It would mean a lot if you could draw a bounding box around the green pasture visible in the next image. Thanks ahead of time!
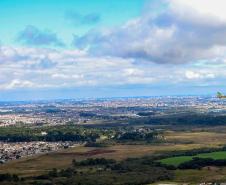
[159,151,226,166]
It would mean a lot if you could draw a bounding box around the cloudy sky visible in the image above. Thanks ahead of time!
[1,0,226,100]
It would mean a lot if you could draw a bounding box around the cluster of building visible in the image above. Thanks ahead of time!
[0,114,47,127]
[0,141,76,163]
[0,96,226,127]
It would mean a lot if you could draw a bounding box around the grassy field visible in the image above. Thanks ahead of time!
[160,156,193,166]
[164,130,226,147]
[160,151,226,166]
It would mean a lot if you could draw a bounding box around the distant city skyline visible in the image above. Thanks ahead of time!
[1,0,226,100]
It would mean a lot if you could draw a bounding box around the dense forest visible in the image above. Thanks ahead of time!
[0,125,158,143]
[131,113,226,126]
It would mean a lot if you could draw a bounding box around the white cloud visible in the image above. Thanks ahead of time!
[1,79,35,90]
[170,0,226,21]
[0,45,226,90]
[185,70,216,81]
[72,0,226,64]
[2,1,226,91]
[123,68,144,77]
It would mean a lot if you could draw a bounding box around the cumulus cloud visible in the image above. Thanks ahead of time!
[2,0,226,92]
[65,11,101,25]
[185,70,215,80]
[17,25,65,47]
[0,79,35,90]
[0,45,225,91]
[72,0,226,64]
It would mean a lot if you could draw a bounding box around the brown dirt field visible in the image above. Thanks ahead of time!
[74,149,116,156]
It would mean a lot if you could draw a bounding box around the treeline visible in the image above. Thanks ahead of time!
[132,113,226,126]
[0,173,19,182]
[178,157,226,169]
[154,146,226,170]
[72,158,116,166]
[44,130,99,142]
[0,125,158,143]
[137,111,155,116]
[0,126,101,142]
[0,130,99,142]
[31,157,173,185]
[159,157,226,170]
[117,131,157,141]
[154,146,226,162]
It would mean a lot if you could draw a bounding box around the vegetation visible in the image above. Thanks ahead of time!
[116,131,157,142]
[0,157,173,185]
[0,125,101,142]
[0,125,158,143]
[178,157,226,169]
[72,158,116,166]
[131,113,226,126]
[137,111,155,116]
[0,173,19,182]
[159,150,226,166]
[3,119,226,184]
[56,156,172,184]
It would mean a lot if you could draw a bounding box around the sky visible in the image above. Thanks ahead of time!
[1,0,226,100]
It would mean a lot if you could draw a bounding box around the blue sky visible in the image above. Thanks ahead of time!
[1,0,226,100]
[0,0,145,45]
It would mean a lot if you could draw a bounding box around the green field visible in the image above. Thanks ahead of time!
[160,151,226,166]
